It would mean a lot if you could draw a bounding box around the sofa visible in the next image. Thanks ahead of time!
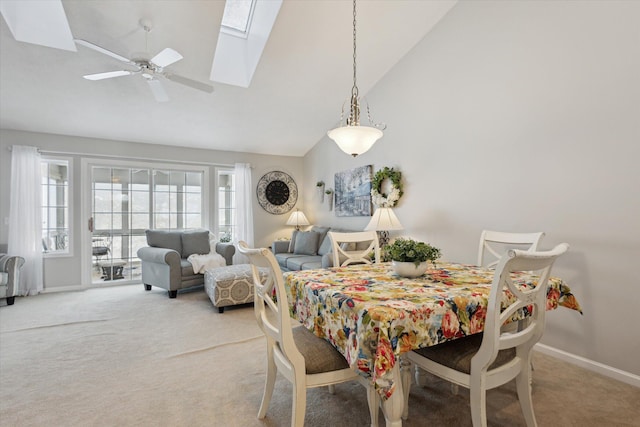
[137,229,235,298]
[272,225,366,272]
[0,253,24,306]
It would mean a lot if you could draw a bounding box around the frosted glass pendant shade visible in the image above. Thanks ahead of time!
[327,125,383,157]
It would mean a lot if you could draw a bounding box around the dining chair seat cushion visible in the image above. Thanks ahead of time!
[92,246,109,256]
[292,326,350,374]
[413,333,516,375]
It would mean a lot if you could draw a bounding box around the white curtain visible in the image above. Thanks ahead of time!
[8,145,43,295]
[233,163,254,264]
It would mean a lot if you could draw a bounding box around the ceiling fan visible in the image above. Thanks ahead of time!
[75,20,214,102]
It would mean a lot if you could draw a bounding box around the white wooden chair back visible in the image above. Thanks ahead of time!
[477,243,569,375]
[237,241,380,427]
[328,231,380,267]
[405,243,569,427]
[477,230,545,268]
[237,241,303,373]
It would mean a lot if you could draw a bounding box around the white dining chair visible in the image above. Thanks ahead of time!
[237,241,380,427]
[477,230,545,268]
[477,229,545,336]
[403,243,569,427]
[328,231,380,267]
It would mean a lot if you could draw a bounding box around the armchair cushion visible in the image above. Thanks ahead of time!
[181,230,210,257]
[146,230,182,253]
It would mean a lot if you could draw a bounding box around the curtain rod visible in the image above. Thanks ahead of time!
[7,145,233,168]
[7,145,41,153]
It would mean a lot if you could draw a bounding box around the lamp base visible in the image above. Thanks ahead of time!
[377,230,390,248]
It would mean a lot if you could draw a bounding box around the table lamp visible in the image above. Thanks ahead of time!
[364,207,403,247]
[286,209,310,231]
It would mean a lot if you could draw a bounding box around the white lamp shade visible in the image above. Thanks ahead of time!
[327,125,383,157]
[365,207,403,231]
[286,210,310,228]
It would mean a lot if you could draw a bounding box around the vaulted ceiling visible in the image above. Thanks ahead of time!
[0,0,456,157]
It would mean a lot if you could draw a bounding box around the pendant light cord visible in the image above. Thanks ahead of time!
[351,0,358,99]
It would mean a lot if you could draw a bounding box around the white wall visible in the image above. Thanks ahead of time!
[0,129,304,290]
[304,1,639,376]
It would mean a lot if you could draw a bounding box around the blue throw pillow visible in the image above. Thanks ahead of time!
[293,231,320,256]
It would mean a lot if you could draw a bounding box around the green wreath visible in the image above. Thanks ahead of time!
[371,167,403,207]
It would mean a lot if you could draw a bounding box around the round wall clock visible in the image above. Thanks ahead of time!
[256,171,298,214]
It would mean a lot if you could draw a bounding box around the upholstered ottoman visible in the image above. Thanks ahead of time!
[204,264,266,313]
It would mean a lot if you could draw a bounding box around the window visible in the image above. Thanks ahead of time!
[41,158,71,255]
[89,162,207,284]
[153,170,203,229]
[217,169,235,242]
[221,0,256,37]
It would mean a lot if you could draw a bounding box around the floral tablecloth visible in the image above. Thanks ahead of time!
[284,261,582,399]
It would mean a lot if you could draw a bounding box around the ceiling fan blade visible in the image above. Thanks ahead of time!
[163,73,214,93]
[74,39,135,64]
[147,79,169,102]
[151,48,183,68]
[83,70,133,81]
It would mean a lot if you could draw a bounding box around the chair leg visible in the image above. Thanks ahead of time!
[355,376,379,427]
[366,384,380,427]
[470,378,488,427]
[292,376,306,427]
[401,360,412,420]
[6,296,15,305]
[516,365,537,427]
[258,344,276,419]
[168,290,177,298]
[144,284,151,291]
[451,383,460,395]
[414,365,429,387]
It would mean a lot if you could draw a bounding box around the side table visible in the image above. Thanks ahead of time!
[98,260,126,280]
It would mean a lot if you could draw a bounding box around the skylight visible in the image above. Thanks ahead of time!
[221,0,256,37]
[211,0,282,88]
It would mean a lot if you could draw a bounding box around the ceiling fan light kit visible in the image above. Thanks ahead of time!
[328,0,385,157]
[75,19,213,102]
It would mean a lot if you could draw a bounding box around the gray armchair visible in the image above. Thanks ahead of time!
[137,230,235,298]
[1,253,25,306]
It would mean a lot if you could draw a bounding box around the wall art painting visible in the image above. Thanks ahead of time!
[334,165,373,217]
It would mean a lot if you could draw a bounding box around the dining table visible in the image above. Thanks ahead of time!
[283,261,582,427]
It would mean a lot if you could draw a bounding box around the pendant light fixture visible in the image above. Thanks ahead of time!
[328,0,385,157]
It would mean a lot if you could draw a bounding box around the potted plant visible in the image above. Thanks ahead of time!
[316,181,325,202]
[385,238,441,278]
[325,188,334,210]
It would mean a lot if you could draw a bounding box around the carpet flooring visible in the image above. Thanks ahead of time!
[1,284,638,426]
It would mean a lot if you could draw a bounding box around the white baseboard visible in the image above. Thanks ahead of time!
[41,285,87,293]
[535,343,640,388]
[41,281,127,294]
